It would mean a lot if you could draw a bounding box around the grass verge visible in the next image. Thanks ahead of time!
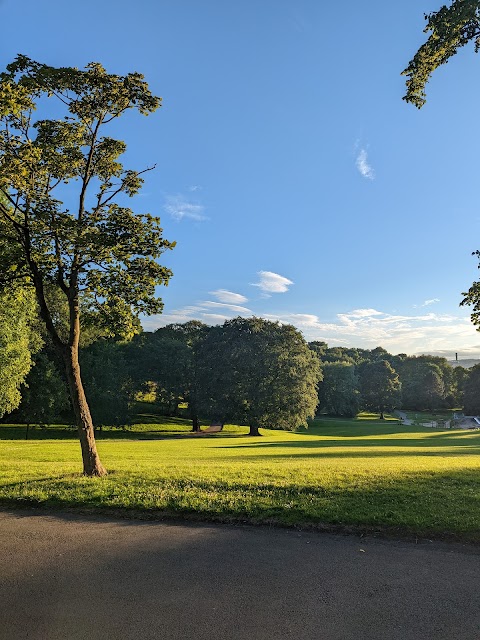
[1,416,480,542]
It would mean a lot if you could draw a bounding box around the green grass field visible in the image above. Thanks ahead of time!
[1,415,480,541]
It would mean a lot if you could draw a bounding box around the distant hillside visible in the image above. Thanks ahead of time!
[448,359,480,369]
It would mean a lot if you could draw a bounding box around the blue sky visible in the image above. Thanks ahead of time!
[2,0,480,357]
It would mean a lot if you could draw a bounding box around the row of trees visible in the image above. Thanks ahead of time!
[6,310,480,439]
[4,316,322,437]
[314,343,470,418]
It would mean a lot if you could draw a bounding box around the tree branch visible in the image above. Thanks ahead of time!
[97,165,156,209]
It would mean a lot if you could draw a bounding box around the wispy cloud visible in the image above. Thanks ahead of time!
[341,308,383,318]
[209,289,248,304]
[164,194,208,221]
[199,301,251,314]
[356,148,375,180]
[413,298,440,309]
[251,271,293,294]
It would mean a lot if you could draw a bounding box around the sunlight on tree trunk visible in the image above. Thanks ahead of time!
[63,347,106,477]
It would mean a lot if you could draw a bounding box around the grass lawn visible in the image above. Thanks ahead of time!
[1,415,480,541]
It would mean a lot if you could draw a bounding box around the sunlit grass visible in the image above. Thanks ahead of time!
[1,416,480,540]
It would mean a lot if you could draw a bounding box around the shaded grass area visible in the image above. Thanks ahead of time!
[1,417,480,541]
[0,416,247,440]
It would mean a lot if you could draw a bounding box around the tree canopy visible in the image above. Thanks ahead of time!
[197,317,321,436]
[317,361,360,418]
[463,364,480,414]
[358,360,402,419]
[402,0,480,108]
[0,56,174,475]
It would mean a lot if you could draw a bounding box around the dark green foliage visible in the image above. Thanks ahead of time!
[358,360,402,419]
[317,362,360,417]
[80,341,133,427]
[400,358,445,411]
[197,317,321,434]
[128,321,209,428]
[0,55,175,329]
[450,365,469,406]
[0,286,42,418]
[402,1,480,108]
[16,351,69,426]
[463,364,480,414]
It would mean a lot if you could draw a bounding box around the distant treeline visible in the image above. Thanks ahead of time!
[3,317,480,430]
[310,342,476,417]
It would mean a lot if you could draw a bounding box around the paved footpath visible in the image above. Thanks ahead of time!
[1,509,480,640]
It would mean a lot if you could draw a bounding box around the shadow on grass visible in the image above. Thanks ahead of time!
[220,448,480,460]
[219,434,480,455]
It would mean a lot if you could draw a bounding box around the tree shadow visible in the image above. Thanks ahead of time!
[220,433,480,455]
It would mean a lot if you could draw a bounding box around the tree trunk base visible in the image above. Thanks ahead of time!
[83,465,107,478]
[191,416,200,432]
[249,425,261,436]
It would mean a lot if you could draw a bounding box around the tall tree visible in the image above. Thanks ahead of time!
[154,321,209,430]
[127,321,209,430]
[400,358,445,410]
[451,364,469,406]
[317,361,360,417]
[358,360,402,420]
[0,56,174,475]
[197,317,321,436]
[402,0,480,108]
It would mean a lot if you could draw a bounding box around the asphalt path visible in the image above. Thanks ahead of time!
[1,509,480,640]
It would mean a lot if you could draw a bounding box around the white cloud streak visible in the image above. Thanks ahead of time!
[209,289,248,304]
[356,149,375,180]
[251,271,293,294]
[164,194,208,221]
[199,301,251,313]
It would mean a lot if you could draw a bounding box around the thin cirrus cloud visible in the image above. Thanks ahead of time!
[209,289,248,304]
[163,194,208,221]
[251,270,294,294]
[355,148,375,180]
[413,298,440,309]
[199,301,252,314]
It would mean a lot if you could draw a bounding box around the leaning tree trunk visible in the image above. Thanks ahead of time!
[30,265,106,476]
[63,346,107,477]
[380,410,385,420]
[249,423,261,436]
